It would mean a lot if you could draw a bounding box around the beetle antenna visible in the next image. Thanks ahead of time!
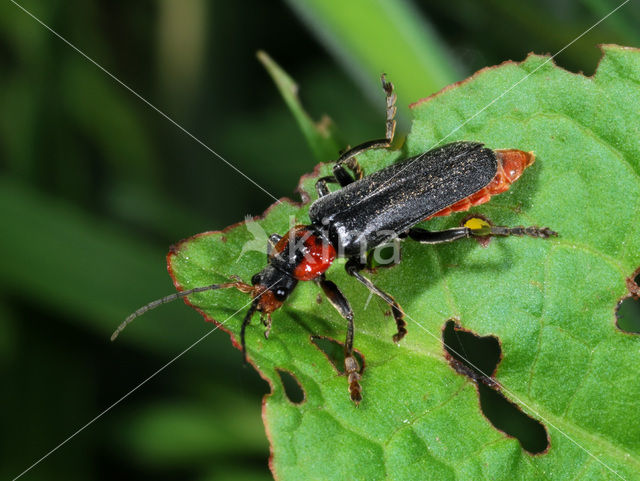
[241,300,259,363]
[111,281,252,341]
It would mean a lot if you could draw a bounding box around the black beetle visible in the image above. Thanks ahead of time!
[112,76,556,403]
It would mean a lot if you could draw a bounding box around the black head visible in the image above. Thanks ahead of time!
[250,264,298,312]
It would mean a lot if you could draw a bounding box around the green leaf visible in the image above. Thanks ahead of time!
[169,45,640,480]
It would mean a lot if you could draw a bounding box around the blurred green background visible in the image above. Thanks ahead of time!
[2,0,639,480]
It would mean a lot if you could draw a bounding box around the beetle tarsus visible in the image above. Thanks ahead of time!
[392,321,408,343]
[263,313,272,339]
[381,73,397,143]
[345,354,362,405]
[330,73,398,188]
[472,225,559,239]
[315,276,363,404]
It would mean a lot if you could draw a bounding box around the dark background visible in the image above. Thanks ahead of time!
[2,1,639,480]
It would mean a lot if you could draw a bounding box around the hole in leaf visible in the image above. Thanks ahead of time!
[442,319,501,384]
[617,296,640,334]
[310,336,365,375]
[617,270,640,334]
[276,368,305,404]
[442,319,549,454]
[366,242,401,270]
[477,383,549,454]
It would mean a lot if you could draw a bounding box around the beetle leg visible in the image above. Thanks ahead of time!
[332,162,359,186]
[315,276,362,404]
[408,224,557,244]
[315,175,340,197]
[263,313,273,339]
[407,227,470,244]
[345,259,408,343]
[241,301,259,363]
[332,74,398,187]
[381,73,397,144]
[267,233,282,257]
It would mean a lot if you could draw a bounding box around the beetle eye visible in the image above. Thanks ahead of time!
[274,288,287,301]
[251,274,261,285]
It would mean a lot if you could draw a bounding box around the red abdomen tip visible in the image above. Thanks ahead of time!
[429,149,535,218]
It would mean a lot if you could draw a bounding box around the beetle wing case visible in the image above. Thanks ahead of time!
[309,141,498,255]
